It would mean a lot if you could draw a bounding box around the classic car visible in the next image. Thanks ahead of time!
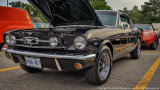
[4,0,142,85]
[0,6,33,50]
[134,24,159,50]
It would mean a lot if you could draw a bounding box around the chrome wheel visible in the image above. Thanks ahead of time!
[98,53,111,80]
[137,42,141,56]
[130,39,141,59]
[85,47,112,85]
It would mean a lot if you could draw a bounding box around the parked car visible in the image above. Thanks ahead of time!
[4,0,142,85]
[134,24,159,50]
[0,6,33,50]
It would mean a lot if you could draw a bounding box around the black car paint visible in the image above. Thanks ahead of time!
[4,0,141,71]
[28,0,103,26]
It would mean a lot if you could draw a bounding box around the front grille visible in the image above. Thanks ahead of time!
[11,30,77,49]
[15,38,51,46]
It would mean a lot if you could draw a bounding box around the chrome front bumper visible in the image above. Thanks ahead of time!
[6,49,96,61]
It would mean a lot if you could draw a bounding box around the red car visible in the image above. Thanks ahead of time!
[0,6,33,50]
[134,24,159,50]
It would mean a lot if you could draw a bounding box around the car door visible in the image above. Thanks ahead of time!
[118,14,137,56]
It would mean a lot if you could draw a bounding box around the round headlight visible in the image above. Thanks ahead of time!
[10,36,16,44]
[5,35,10,44]
[74,36,87,50]
[49,37,59,47]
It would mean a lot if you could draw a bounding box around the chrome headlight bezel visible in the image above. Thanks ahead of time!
[49,37,59,47]
[10,36,16,45]
[74,36,87,50]
[5,35,16,45]
[5,35,10,45]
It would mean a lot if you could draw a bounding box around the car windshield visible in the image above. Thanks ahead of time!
[33,23,53,29]
[134,25,153,30]
[95,11,117,27]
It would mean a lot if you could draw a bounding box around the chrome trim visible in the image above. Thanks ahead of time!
[11,44,65,49]
[38,40,49,42]
[55,58,62,71]
[16,39,49,43]
[16,39,23,41]
[6,49,96,61]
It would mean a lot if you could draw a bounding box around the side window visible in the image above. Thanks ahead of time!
[120,15,131,29]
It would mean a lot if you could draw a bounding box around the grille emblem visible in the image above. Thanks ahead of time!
[23,37,38,44]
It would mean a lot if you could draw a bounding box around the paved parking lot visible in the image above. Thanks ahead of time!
[0,44,160,90]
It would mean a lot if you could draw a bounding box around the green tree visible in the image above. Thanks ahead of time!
[132,6,139,12]
[9,1,25,9]
[119,7,129,15]
[9,1,47,23]
[89,0,112,10]
[141,0,160,24]
[119,6,142,24]
[129,6,142,24]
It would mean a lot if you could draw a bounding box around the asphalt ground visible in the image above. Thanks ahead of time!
[0,43,160,90]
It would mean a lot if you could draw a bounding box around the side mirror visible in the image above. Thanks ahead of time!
[123,24,128,29]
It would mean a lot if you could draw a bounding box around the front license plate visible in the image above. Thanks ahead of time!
[25,57,42,69]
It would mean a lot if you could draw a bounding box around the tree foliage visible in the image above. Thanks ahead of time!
[119,0,160,24]
[9,0,160,24]
[89,0,112,10]
[119,6,142,24]
[9,1,47,23]
[141,0,160,23]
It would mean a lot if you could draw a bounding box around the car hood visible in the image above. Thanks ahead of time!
[28,0,103,26]
[143,30,155,40]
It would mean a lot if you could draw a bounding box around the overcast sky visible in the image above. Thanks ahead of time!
[107,0,149,10]
[0,0,149,10]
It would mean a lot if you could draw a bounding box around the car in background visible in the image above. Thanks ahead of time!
[0,6,33,50]
[134,24,159,50]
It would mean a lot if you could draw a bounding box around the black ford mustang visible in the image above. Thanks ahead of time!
[4,0,142,85]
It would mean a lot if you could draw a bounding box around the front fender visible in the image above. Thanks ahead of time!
[97,40,113,58]
[96,42,113,66]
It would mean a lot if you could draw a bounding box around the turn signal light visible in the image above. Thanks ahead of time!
[75,63,82,69]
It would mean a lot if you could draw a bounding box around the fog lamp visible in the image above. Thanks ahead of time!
[75,63,82,69]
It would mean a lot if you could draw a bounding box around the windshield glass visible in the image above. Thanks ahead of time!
[33,23,53,29]
[134,25,153,30]
[95,11,117,27]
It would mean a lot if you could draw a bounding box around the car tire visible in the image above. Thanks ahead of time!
[85,46,112,85]
[0,44,4,50]
[130,39,141,59]
[20,64,43,73]
[150,39,158,50]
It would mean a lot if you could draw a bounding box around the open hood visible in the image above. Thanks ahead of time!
[28,0,103,26]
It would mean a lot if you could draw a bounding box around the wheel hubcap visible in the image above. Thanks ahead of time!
[98,53,110,80]
[138,42,141,56]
